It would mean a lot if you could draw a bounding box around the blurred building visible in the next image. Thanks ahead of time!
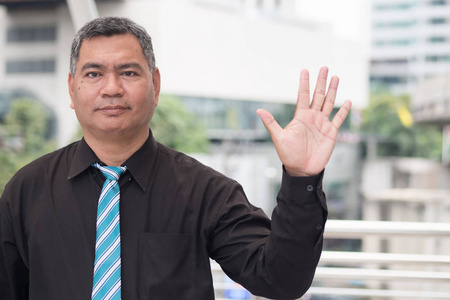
[412,74,450,165]
[0,0,368,143]
[371,0,450,94]
[361,157,450,296]
[0,0,367,216]
[368,2,450,294]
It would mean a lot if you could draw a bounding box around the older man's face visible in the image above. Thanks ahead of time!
[68,33,160,142]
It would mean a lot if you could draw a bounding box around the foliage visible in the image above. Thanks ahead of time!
[4,98,53,152]
[361,93,442,159]
[0,151,18,197]
[150,95,209,153]
[0,98,56,194]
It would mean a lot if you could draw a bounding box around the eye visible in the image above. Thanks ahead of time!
[122,71,137,77]
[86,72,100,78]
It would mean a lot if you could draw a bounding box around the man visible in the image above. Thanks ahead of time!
[0,17,351,299]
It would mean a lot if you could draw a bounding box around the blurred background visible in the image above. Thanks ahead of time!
[0,0,449,299]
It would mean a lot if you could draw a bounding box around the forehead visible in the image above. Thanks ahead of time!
[78,34,145,62]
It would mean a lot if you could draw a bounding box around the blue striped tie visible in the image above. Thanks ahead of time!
[91,163,127,300]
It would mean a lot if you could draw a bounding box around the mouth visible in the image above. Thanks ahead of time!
[97,105,129,115]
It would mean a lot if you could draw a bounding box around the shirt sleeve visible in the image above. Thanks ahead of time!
[0,185,30,300]
[208,168,326,299]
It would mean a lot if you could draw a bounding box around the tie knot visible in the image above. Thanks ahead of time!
[92,163,127,181]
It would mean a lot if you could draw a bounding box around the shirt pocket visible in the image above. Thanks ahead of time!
[138,233,195,299]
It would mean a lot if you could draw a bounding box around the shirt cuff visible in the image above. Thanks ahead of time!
[280,166,325,206]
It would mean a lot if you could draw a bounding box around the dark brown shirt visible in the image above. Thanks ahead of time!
[0,133,327,299]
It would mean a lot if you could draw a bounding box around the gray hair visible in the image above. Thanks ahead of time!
[70,16,156,75]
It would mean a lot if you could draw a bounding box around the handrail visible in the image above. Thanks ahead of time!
[211,220,450,299]
[319,251,450,265]
[315,267,450,281]
[307,287,450,299]
[324,219,450,238]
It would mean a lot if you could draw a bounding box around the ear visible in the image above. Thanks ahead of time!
[152,67,161,106]
[68,72,75,109]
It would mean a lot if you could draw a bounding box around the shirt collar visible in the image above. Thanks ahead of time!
[67,138,99,180]
[123,131,158,193]
[67,131,158,193]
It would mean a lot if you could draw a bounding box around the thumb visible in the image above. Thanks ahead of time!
[256,109,282,139]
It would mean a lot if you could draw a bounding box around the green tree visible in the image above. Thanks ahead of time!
[0,98,56,194]
[150,95,209,153]
[0,151,18,196]
[361,93,442,159]
[5,98,52,152]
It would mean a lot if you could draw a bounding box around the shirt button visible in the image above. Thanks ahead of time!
[307,185,314,192]
[316,224,322,230]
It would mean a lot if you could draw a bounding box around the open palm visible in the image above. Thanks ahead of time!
[257,67,352,177]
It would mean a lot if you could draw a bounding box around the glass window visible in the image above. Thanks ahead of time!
[179,96,351,139]
[428,36,447,43]
[370,76,408,84]
[425,55,450,62]
[373,38,416,47]
[373,20,417,29]
[395,3,414,9]
[373,40,386,47]
[374,2,417,10]
[429,17,447,24]
[6,59,56,74]
[392,38,416,45]
[371,58,408,66]
[7,25,56,42]
[180,97,295,134]
[374,4,389,10]
[429,0,447,5]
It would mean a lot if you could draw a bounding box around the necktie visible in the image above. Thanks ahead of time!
[91,163,127,300]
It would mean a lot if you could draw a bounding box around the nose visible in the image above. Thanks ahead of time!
[101,73,124,97]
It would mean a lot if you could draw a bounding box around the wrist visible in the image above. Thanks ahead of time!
[284,166,315,177]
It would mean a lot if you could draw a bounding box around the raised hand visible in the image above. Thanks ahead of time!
[256,66,352,177]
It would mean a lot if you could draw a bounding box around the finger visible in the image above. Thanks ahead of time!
[310,66,329,111]
[322,75,339,118]
[331,100,352,130]
[296,69,310,111]
[256,108,283,139]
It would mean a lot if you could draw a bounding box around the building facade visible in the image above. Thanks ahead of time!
[0,0,367,144]
[371,0,450,94]
[0,0,368,215]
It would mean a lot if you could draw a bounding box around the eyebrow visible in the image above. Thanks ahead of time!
[80,63,103,72]
[80,62,145,72]
[117,63,144,72]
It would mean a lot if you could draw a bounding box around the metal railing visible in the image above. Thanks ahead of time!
[212,220,450,299]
